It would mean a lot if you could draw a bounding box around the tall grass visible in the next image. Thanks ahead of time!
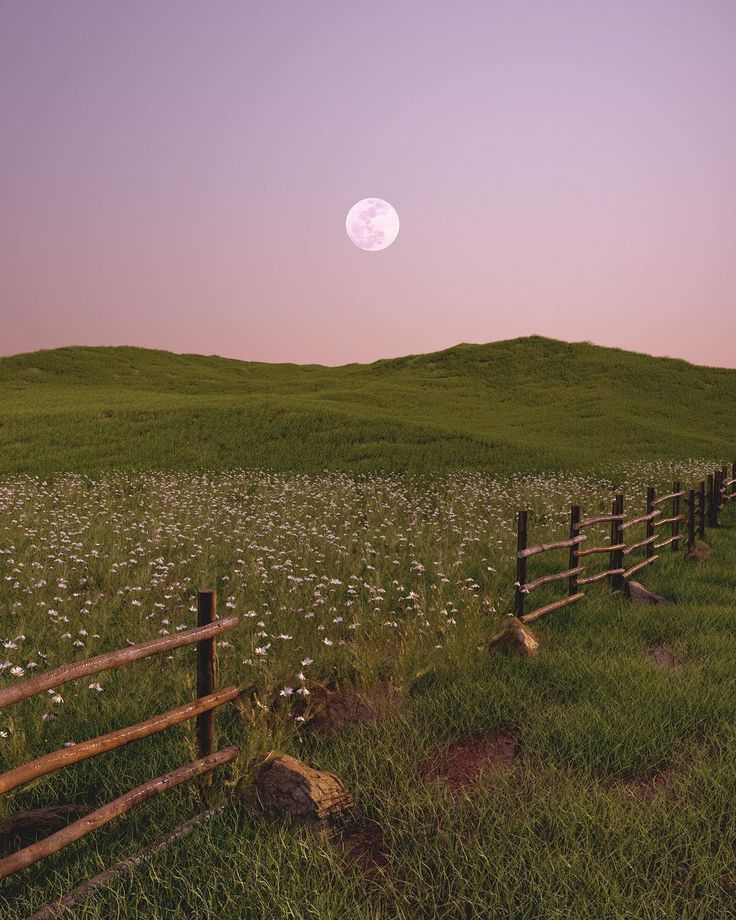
[2,463,735,917]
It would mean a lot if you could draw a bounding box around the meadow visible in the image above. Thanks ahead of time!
[2,336,736,476]
[2,458,735,918]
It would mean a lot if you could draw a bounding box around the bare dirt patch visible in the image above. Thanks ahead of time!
[0,804,92,844]
[649,644,684,670]
[301,683,405,737]
[329,817,390,878]
[616,765,676,803]
[423,730,519,795]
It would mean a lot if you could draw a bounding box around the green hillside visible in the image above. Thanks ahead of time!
[0,336,734,475]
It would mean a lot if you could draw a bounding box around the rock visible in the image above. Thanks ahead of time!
[488,617,540,657]
[687,540,711,561]
[254,754,353,822]
[625,581,671,605]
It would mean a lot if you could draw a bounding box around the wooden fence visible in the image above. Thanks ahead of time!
[0,590,240,883]
[515,461,736,623]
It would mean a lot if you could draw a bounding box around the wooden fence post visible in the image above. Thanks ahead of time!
[569,505,580,597]
[687,489,695,552]
[707,474,715,528]
[196,591,217,770]
[645,487,655,559]
[612,494,625,591]
[672,481,681,552]
[698,480,706,538]
[515,511,528,618]
[732,460,736,499]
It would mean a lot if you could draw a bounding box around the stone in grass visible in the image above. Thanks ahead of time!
[687,540,712,562]
[625,581,671,605]
[488,617,540,657]
[254,753,354,822]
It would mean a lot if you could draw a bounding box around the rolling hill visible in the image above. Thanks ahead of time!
[0,336,734,475]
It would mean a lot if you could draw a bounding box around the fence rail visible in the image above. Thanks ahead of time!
[517,534,587,560]
[0,687,240,796]
[0,590,240,883]
[514,461,734,624]
[0,747,238,880]
[0,616,238,711]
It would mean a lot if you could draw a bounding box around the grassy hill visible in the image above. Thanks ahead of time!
[0,336,734,476]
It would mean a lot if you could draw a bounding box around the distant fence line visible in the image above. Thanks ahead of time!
[515,460,736,623]
[0,591,240,886]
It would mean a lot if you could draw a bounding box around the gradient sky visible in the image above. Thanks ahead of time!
[1,1,735,366]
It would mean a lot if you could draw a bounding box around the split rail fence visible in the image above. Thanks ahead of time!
[515,461,736,623]
[0,590,240,884]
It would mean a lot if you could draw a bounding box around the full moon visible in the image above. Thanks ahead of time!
[346,198,400,251]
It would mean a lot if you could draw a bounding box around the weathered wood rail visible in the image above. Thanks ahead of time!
[0,688,240,795]
[25,806,225,920]
[513,462,735,623]
[0,616,238,710]
[1,747,238,880]
[0,590,240,884]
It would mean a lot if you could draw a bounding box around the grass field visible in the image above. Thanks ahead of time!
[2,461,736,918]
[2,336,736,475]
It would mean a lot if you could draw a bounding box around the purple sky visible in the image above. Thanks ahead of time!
[1,1,735,367]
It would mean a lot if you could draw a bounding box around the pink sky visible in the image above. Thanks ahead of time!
[1,1,735,367]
